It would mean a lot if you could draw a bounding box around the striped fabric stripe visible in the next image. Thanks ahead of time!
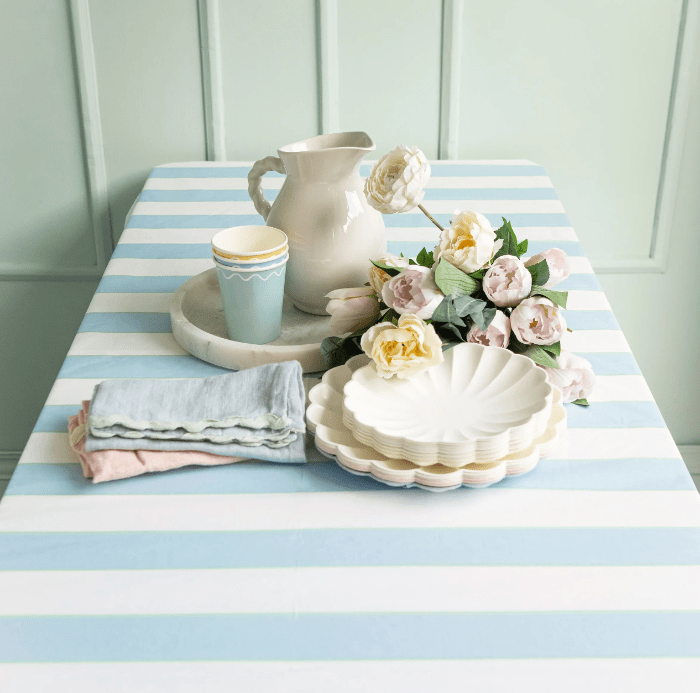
[2,160,698,678]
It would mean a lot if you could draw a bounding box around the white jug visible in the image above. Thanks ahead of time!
[248,132,386,315]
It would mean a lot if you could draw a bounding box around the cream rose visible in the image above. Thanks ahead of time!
[364,145,431,214]
[326,287,380,336]
[360,314,443,379]
[369,254,411,294]
[434,210,502,274]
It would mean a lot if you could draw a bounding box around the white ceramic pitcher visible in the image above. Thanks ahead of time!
[247,132,386,315]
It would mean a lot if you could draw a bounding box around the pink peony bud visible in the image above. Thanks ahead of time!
[326,287,380,336]
[511,296,566,346]
[525,248,570,288]
[482,255,532,307]
[381,266,444,320]
[467,310,511,348]
[540,351,596,402]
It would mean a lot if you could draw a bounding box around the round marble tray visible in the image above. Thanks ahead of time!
[170,268,333,373]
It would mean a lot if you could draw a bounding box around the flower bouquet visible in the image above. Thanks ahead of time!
[321,145,596,405]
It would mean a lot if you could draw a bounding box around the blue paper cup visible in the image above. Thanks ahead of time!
[215,256,288,344]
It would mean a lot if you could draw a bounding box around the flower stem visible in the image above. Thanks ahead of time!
[418,204,445,232]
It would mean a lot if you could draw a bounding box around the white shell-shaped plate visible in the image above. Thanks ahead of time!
[170,269,334,373]
[343,343,553,466]
[307,355,566,492]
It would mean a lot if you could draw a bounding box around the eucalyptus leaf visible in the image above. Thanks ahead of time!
[416,247,435,268]
[476,306,497,333]
[526,259,550,287]
[453,294,485,317]
[432,297,466,327]
[370,259,402,277]
[440,323,465,341]
[434,258,479,297]
[530,286,568,308]
[573,398,590,406]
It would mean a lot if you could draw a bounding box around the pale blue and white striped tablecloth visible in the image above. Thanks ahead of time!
[1,161,699,692]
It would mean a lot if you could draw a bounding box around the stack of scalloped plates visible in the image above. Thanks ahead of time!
[306,343,567,492]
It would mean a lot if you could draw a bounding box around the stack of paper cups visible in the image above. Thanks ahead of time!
[211,226,289,345]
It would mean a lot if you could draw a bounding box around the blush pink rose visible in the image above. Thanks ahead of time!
[511,296,566,346]
[525,248,570,288]
[326,287,380,336]
[540,351,596,402]
[467,310,510,348]
[482,255,532,307]
[381,266,444,320]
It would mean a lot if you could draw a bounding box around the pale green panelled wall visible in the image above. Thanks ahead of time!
[2,0,700,493]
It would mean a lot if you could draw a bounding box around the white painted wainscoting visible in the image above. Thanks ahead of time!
[1,0,699,493]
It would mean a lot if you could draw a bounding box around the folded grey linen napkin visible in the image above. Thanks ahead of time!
[84,361,306,462]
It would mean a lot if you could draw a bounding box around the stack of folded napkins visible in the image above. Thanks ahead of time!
[68,361,306,483]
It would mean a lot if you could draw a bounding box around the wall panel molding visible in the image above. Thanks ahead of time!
[317,0,339,135]
[198,0,226,161]
[0,0,112,281]
[438,0,463,159]
[594,0,699,274]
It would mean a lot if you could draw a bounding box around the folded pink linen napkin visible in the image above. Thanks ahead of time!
[69,401,245,483]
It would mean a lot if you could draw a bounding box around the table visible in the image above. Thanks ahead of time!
[1,160,699,692]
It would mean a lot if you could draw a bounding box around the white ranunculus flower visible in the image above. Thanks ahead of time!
[360,314,443,379]
[369,254,411,294]
[325,287,380,336]
[434,210,502,274]
[364,145,431,214]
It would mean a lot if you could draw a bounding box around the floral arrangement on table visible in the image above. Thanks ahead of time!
[321,145,596,406]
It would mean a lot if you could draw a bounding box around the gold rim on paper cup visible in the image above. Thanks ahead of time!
[213,244,288,262]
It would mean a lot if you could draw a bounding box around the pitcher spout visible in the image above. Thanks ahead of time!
[278,132,375,181]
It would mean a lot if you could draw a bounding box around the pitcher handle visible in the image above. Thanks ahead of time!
[248,156,286,221]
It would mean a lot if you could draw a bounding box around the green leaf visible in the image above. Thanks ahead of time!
[530,286,568,308]
[408,258,418,265]
[526,259,550,287]
[524,345,559,369]
[440,322,465,342]
[453,294,485,317]
[320,336,362,370]
[434,258,479,297]
[477,306,497,333]
[493,218,519,261]
[540,340,561,358]
[508,335,528,354]
[573,398,590,406]
[370,259,402,277]
[516,239,528,257]
[432,297,466,327]
[382,308,401,325]
[416,247,435,268]
[469,269,487,280]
